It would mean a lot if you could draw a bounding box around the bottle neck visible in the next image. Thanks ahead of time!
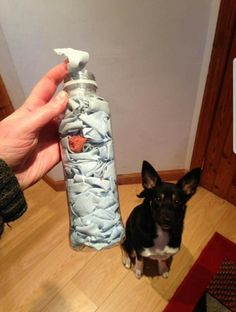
[64,82,97,97]
[64,69,97,97]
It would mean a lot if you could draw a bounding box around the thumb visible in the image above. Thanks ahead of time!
[27,91,68,130]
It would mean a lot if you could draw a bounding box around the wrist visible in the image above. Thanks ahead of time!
[14,173,27,191]
[0,148,17,169]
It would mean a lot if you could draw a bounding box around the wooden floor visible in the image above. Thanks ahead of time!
[1,180,236,312]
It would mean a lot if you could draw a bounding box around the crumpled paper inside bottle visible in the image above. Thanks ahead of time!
[55,48,125,250]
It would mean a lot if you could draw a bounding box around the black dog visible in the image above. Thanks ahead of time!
[122,160,201,279]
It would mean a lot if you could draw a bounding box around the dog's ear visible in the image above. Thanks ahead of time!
[176,168,201,199]
[142,160,162,189]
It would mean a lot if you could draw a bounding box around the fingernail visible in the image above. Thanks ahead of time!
[56,91,68,104]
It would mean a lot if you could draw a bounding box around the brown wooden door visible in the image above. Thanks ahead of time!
[0,75,14,121]
[201,29,236,204]
[191,0,236,205]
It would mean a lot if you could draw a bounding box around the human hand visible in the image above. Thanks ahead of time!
[0,63,68,190]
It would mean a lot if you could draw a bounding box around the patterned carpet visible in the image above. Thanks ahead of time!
[164,233,236,312]
[207,258,236,311]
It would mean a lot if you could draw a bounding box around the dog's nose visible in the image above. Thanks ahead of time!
[163,217,171,224]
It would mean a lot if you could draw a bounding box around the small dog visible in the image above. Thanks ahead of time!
[122,160,201,279]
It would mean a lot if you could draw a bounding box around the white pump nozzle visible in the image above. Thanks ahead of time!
[54,48,89,73]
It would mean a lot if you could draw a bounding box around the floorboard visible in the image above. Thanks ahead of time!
[0,180,235,312]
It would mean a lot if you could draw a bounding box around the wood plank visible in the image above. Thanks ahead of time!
[95,272,163,312]
[191,0,236,169]
[43,281,97,312]
[0,180,64,250]
[0,75,14,120]
[227,171,236,205]
[200,28,236,190]
[212,124,236,199]
[71,246,128,307]
[0,181,236,312]
[0,238,96,312]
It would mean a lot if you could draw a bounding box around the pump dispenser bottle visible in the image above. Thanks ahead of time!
[55,48,125,250]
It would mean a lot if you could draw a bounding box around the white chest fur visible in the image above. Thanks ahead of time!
[141,225,179,260]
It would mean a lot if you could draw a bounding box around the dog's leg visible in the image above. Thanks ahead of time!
[158,259,169,278]
[134,254,144,279]
[121,248,132,269]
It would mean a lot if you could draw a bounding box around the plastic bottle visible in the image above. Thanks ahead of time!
[55,48,125,250]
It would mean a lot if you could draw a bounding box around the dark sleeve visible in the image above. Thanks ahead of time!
[0,159,27,237]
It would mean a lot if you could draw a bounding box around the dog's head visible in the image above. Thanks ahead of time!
[139,161,201,231]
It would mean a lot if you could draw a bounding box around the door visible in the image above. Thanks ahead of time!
[0,75,14,121]
[191,0,236,205]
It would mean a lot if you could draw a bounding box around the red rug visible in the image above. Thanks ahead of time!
[164,232,236,312]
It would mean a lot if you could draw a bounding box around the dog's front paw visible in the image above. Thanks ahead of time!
[123,255,132,269]
[134,258,144,279]
[122,249,132,269]
[162,272,169,279]
[135,269,143,279]
[158,260,169,278]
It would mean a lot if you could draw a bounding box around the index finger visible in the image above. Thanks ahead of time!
[22,63,68,111]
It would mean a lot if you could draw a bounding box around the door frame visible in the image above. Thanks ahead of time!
[191,0,236,170]
[0,75,15,120]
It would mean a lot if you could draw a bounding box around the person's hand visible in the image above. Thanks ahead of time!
[0,63,68,190]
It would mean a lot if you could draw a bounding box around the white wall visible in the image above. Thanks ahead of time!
[0,0,220,178]
[0,24,25,109]
[185,0,220,169]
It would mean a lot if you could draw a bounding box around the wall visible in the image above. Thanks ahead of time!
[185,0,221,169]
[0,24,25,109]
[0,0,220,179]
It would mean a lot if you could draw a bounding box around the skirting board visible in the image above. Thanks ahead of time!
[43,169,187,192]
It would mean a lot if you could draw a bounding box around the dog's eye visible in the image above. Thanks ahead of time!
[172,194,180,205]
